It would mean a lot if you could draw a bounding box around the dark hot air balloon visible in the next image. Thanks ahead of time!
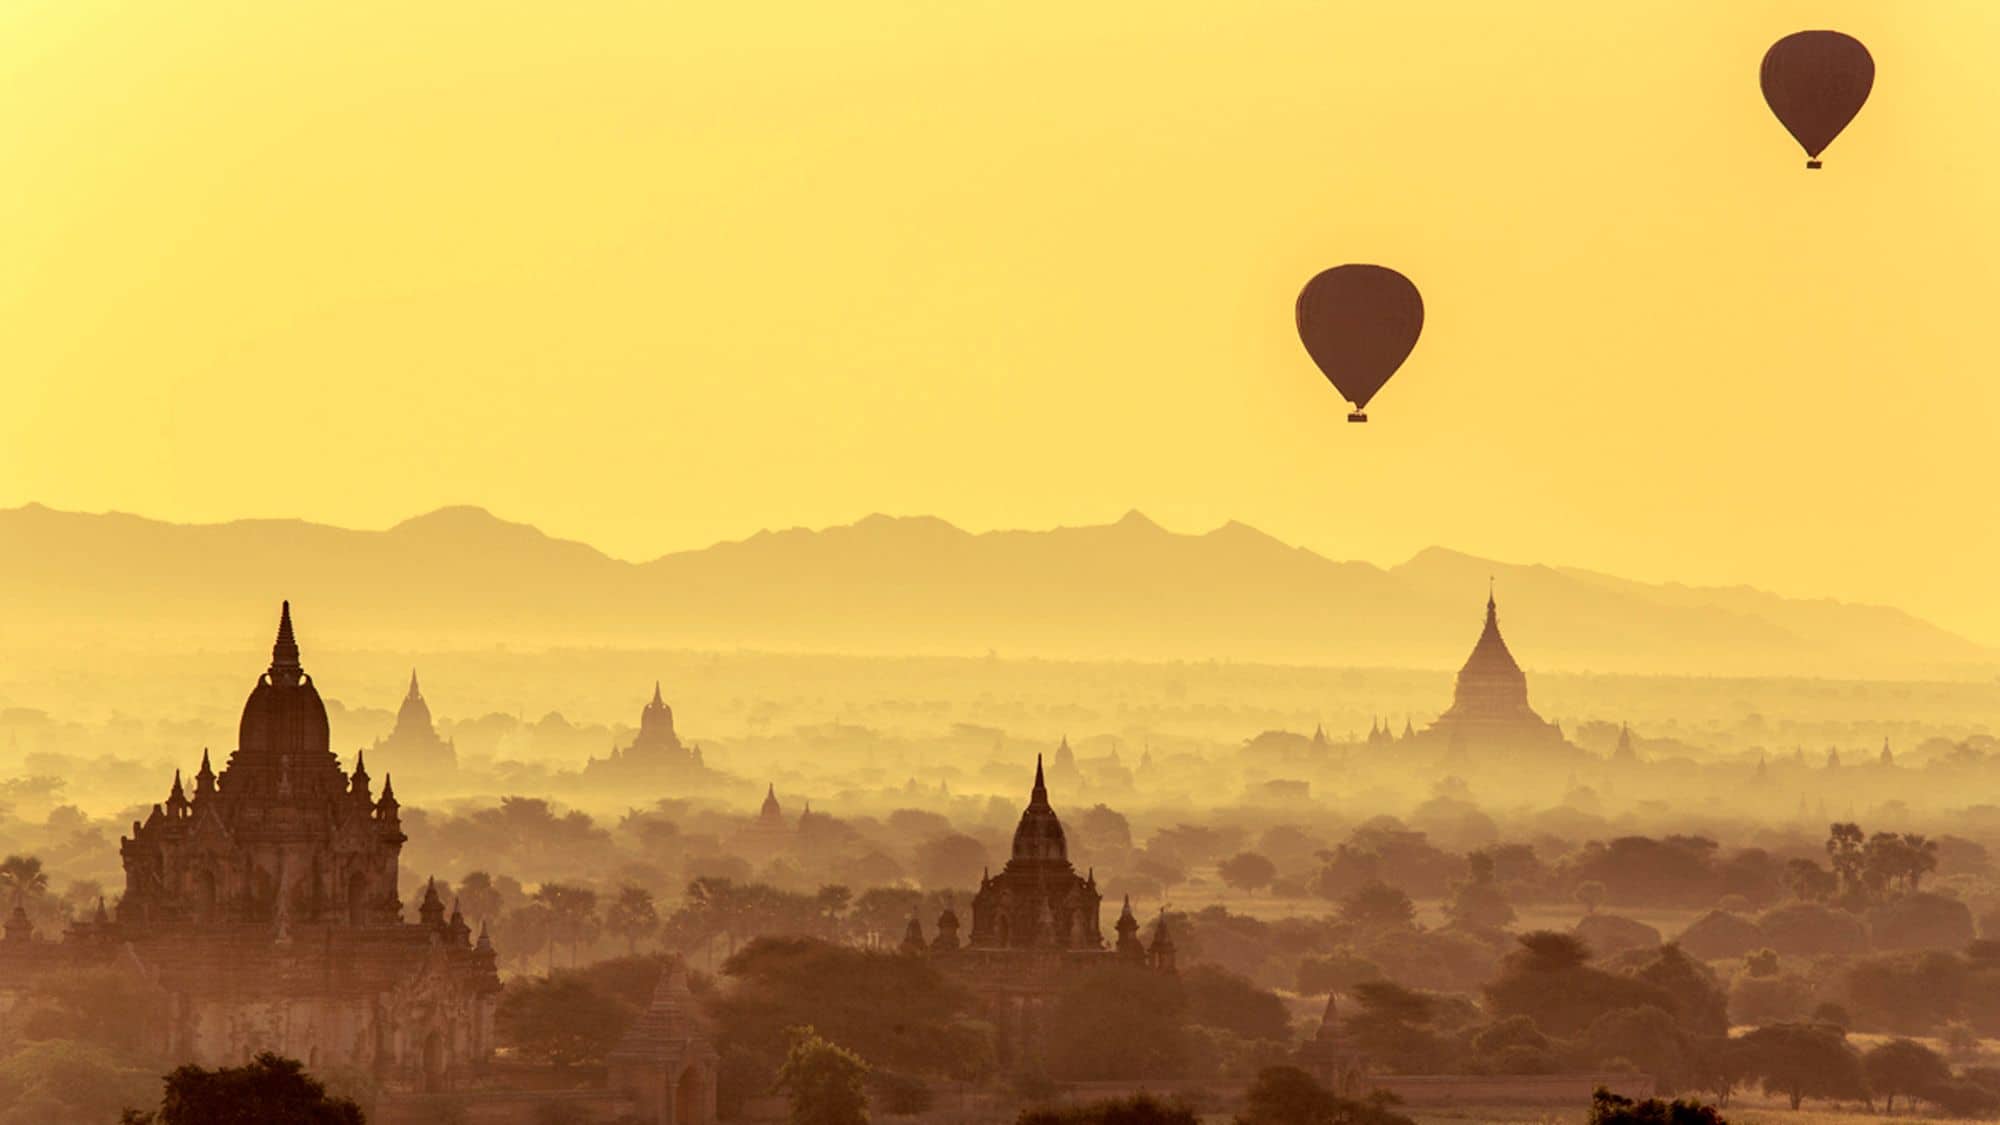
[1761,31,1874,169]
[1295,264,1423,423]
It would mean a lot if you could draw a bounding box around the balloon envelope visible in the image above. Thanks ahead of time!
[1295,265,1423,412]
[1761,31,1874,163]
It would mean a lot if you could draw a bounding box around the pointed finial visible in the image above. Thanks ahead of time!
[652,681,665,707]
[271,601,301,677]
[408,669,421,698]
[1031,753,1048,804]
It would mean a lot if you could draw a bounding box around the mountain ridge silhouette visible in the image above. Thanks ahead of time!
[0,503,1985,677]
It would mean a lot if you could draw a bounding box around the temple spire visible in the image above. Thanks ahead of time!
[651,681,665,708]
[407,669,421,699]
[1030,753,1048,807]
[271,600,301,680]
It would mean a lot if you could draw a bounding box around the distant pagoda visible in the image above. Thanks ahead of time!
[583,682,707,782]
[369,669,458,780]
[1414,589,1566,754]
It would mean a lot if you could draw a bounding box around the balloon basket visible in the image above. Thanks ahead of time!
[1806,160,1822,169]
[1347,412,1368,424]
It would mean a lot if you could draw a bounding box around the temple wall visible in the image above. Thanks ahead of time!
[374,1090,637,1124]
[181,994,377,1071]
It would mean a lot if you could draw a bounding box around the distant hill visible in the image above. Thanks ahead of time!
[0,503,1987,677]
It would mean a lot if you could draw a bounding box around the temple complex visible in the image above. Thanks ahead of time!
[2,603,502,1090]
[583,683,707,783]
[909,751,1175,1067]
[606,960,719,1125]
[967,754,1105,951]
[1413,590,1568,756]
[368,670,458,782]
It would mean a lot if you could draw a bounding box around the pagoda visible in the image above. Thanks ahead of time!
[29,604,502,1090]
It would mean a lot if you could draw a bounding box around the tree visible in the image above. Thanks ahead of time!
[915,834,988,890]
[1238,1065,1415,1125]
[1862,1038,1950,1113]
[534,882,600,968]
[0,854,48,900]
[1867,891,1976,952]
[1586,1087,1728,1125]
[1296,952,1381,996]
[1631,944,1729,1038]
[1863,832,1939,895]
[1075,805,1135,853]
[1341,981,1446,1074]
[120,1052,362,1125]
[1485,933,1676,1040]
[776,1026,869,1125]
[494,975,629,1068]
[1182,965,1290,1041]
[715,937,992,1084]
[849,887,923,945]
[1584,1006,1695,1094]
[1575,880,1607,915]
[1338,882,1415,931]
[1781,858,1836,904]
[1825,823,1867,902]
[498,901,554,974]
[1735,1023,1867,1110]
[0,1040,159,1125]
[1445,852,1515,931]
[1045,963,1189,1081]
[604,885,660,954]
[1219,853,1279,896]
[1019,1093,1199,1125]
[457,870,506,925]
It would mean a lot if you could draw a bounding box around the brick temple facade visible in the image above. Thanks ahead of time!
[3,604,502,1090]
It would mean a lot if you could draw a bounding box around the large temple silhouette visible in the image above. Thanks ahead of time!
[906,752,1175,1066]
[0,604,502,1089]
[1408,589,1568,756]
[0,605,718,1123]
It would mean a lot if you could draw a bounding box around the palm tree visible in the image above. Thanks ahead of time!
[533,882,600,968]
[0,855,48,902]
[604,885,659,955]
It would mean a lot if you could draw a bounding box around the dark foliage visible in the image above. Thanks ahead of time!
[1587,1087,1728,1125]
[1018,1093,1198,1125]
[120,1052,362,1125]
[1237,1065,1415,1125]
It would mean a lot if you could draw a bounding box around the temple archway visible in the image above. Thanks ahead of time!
[675,1063,709,1125]
[192,869,218,923]
[421,1030,445,1093]
[347,871,369,925]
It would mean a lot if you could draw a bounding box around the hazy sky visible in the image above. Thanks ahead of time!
[4,2,1999,642]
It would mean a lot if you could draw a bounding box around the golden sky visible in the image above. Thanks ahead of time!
[4,1,1998,643]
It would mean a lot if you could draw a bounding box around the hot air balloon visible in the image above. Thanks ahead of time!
[1295,265,1423,423]
[1761,31,1874,169]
